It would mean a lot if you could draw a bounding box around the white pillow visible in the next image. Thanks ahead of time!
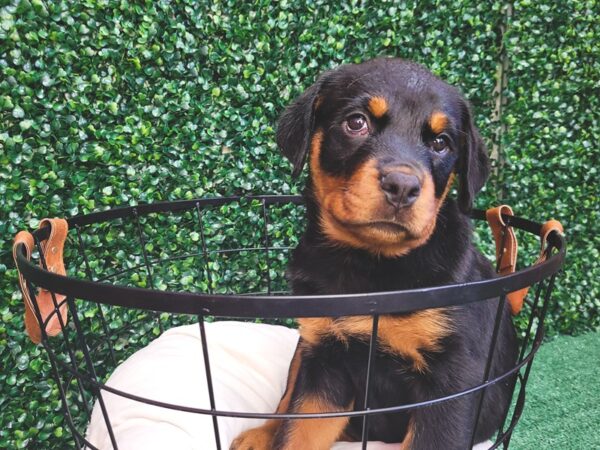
[86,321,490,450]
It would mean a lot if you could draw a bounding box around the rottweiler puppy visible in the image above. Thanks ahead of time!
[231,58,518,450]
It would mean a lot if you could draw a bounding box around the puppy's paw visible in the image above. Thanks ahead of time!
[229,425,275,450]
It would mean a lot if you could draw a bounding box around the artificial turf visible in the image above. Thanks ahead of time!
[510,332,600,449]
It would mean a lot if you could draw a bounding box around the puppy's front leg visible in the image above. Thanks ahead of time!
[272,347,355,450]
[229,341,304,450]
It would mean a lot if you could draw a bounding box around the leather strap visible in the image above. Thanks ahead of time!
[487,206,563,314]
[12,218,69,343]
[486,205,518,277]
[537,219,564,264]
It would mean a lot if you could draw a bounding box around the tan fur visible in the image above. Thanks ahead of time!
[282,396,352,450]
[229,421,278,450]
[277,343,303,413]
[299,310,453,372]
[368,96,389,118]
[400,418,416,449]
[441,172,456,202]
[430,111,448,134]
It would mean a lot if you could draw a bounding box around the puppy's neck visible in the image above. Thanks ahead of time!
[292,194,477,293]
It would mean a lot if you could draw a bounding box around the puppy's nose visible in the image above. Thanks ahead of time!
[380,172,421,208]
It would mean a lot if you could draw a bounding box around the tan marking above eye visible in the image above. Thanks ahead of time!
[430,111,448,134]
[368,96,389,118]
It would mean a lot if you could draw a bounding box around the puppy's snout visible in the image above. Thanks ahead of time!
[380,172,421,208]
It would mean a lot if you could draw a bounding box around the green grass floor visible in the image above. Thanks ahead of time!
[510,332,600,449]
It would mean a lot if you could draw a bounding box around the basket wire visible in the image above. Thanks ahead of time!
[14,196,565,450]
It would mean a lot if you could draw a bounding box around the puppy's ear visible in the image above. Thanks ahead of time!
[276,76,326,177]
[457,103,490,212]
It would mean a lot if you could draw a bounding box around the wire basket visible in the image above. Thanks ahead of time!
[12,195,566,450]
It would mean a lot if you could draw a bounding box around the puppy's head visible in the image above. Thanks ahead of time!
[278,58,489,257]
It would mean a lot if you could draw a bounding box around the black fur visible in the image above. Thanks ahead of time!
[276,58,517,449]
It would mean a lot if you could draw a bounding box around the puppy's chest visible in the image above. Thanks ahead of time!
[291,248,456,371]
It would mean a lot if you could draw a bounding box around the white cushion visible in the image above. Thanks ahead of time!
[86,321,491,449]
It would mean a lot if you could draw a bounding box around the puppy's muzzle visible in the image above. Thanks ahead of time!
[380,172,421,209]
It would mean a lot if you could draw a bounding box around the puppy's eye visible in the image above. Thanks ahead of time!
[345,114,369,136]
[430,135,449,153]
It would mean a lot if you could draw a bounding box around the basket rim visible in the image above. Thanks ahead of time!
[13,195,566,318]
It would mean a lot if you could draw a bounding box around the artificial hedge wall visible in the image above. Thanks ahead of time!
[0,0,598,448]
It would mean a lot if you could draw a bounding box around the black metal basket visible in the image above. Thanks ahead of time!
[13,195,566,450]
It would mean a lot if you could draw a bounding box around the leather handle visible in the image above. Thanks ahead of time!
[486,205,517,276]
[487,206,564,315]
[537,219,564,263]
[12,218,69,343]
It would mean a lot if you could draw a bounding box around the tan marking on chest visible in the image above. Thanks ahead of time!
[298,310,452,372]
